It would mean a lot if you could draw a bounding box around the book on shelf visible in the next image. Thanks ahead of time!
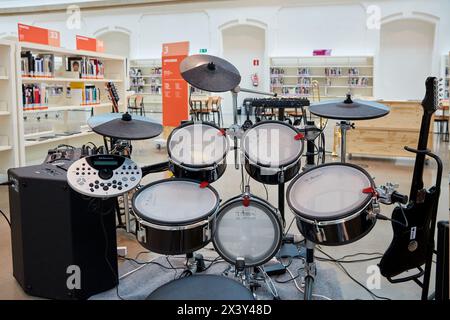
[22,83,48,111]
[69,82,101,105]
[21,51,55,78]
[67,57,105,79]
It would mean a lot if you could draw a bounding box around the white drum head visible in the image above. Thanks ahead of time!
[242,122,303,167]
[214,197,282,266]
[168,123,228,167]
[133,179,219,225]
[288,164,373,220]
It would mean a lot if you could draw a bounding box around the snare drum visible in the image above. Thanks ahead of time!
[242,121,304,185]
[167,122,229,183]
[132,179,220,255]
[213,194,283,267]
[287,163,378,246]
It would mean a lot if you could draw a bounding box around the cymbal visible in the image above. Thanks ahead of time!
[309,95,389,120]
[180,54,241,92]
[88,112,163,140]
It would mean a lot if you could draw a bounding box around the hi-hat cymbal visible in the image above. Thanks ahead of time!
[180,54,241,92]
[309,95,389,120]
[88,112,163,140]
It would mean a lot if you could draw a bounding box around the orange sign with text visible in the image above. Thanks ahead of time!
[162,41,190,127]
[76,35,105,52]
[18,23,60,47]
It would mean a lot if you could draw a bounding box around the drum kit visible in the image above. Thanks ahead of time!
[67,54,409,300]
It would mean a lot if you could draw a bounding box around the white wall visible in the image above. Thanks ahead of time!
[97,31,130,57]
[222,25,266,116]
[379,19,435,100]
[0,0,448,100]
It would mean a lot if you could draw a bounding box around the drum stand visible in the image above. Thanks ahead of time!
[302,240,317,300]
[336,120,354,163]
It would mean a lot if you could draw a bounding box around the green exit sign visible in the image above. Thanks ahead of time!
[199,48,208,53]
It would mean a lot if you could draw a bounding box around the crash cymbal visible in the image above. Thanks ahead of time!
[88,112,163,140]
[180,54,241,92]
[309,94,389,120]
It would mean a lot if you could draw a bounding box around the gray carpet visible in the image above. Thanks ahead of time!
[90,251,343,300]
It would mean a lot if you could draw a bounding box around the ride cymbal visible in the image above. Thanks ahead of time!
[180,54,241,92]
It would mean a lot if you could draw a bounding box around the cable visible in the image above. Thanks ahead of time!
[258,266,280,299]
[315,246,391,300]
[285,267,332,300]
[0,209,11,227]
[285,216,296,235]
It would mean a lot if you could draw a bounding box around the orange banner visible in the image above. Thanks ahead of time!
[162,41,190,127]
[18,23,60,47]
[76,35,105,52]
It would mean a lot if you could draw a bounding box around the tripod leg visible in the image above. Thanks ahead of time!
[304,275,314,300]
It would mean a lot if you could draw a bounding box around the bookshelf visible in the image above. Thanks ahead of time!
[16,42,127,165]
[444,54,449,100]
[0,40,19,182]
[269,56,374,100]
[129,59,162,113]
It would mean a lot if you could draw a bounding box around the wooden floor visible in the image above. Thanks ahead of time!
[0,122,448,300]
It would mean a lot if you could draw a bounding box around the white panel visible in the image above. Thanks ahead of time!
[137,12,210,58]
[276,4,376,56]
[379,19,435,100]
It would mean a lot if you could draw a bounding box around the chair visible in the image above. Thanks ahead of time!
[190,98,212,121]
[286,107,304,126]
[210,96,223,127]
[128,95,146,116]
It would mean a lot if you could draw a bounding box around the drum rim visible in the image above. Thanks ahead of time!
[132,178,220,226]
[286,162,375,221]
[167,121,229,169]
[241,120,304,168]
[212,194,283,267]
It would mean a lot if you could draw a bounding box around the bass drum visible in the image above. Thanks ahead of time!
[287,163,377,246]
[147,275,254,300]
[241,121,304,185]
[167,121,229,183]
[213,194,283,267]
[132,178,220,255]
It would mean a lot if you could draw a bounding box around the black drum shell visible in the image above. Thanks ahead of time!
[244,158,301,185]
[136,220,215,255]
[169,159,227,183]
[295,202,377,246]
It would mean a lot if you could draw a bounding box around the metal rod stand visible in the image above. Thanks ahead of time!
[337,120,353,163]
[303,240,316,300]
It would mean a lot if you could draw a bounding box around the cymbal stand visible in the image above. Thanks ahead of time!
[104,136,134,232]
[337,120,354,163]
[230,86,276,170]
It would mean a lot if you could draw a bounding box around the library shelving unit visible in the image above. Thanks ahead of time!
[129,59,162,113]
[269,56,374,100]
[0,40,20,182]
[444,54,449,100]
[16,42,127,166]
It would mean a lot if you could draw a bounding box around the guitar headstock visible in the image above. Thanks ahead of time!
[421,76,443,115]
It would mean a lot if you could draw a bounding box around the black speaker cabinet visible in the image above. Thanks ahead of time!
[8,164,118,300]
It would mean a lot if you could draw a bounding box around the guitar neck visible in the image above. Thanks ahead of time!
[409,112,433,201]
